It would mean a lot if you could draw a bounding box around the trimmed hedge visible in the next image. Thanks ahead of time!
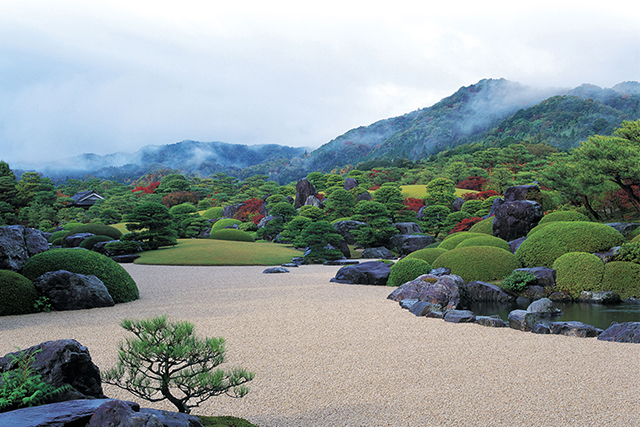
[79,235,114,250]
[21,249,139,304]
[552,252,604,298]
[538,211,590,224]
[432,246,522,283]
[455,235,511,252]
[387,258,432,287]
[405,247,448,265]
[600,261,640,299]
[209,229,255,242]
[48,230,68,243]
[515,221,624,268]
[211,218,243,231]
[202,207,224,220]
[0,270,38,316]
[438,232,485,250]
[467,216,494,235]
[62,224,122,241]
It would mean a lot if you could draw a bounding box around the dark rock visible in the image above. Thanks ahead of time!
[526,298,563,317]
[514,267,556,288]
[139,407,205,427]
[443,309,476,323]
[548,292,573,303]
[451,197,465,211]
[598,322,640,343]
[416,206,426,220]
[339,240,351,259]
[399,298,419,309]
[576,291,621,304]
[304,195,324,208]
[593,247,621,263]
[294,178,317,209]
[357,192,372,202]
[409,301,443,318]
[257,215,275,228]
[344,177,358,191]
[508,309,541,332]
[429,267,451,276]
[324,259,359,266]
[281,263,299,268]
[290,257,307,265]
[463,281,515,303]
[387,274,464,310]
[488,197,503,217]
[64,232,95,248]
[522,285,546,300]
[508,237,527,253]
[223,224,239,229]
[0,225,49,271]
[392,222,423,234]
[515,296,531,306]
[87,400,162,427]
[332,220,367,245]
[475,315,507,328]
[388,234,434,255]
[0,398,115,427]
[605,222,640,237]
[330,261,391,285]
[504,184,541,201]
[263,267,290,273]
[33,270,114,311]
[24,227,50,256]
[549,321,601,338]
[222,203,243,219]
[111,254,141,263]
[0,339,105,400]
[532,324,551,334]
[361,246,395,259]
[493,200,544,241]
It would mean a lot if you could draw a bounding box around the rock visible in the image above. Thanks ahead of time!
[493,200,544,241]
[549,321,601,338]
[514,267,556,288]
[339,239,351,259]
[361,246,395,259]
[605,222,640,237]
[387,274,464,310]
[598,322,640,343]
[0,398,115,427]
[443,309,476,323]
[532,324,551,334]
[139,407,205,427]
[576,291,621,304]
[87,400,163,427]
[222,203,243,218]
[304,195,324,208]
[33,270,115,311]
[593,247,621,263]
[504,185,541,202]
[357,192,372,202]
[332,220,367,245]
[526,298,563,317]
[330,261,391,285]
[224,224,239,229]
[508,309,541,332]
[388,234,435,256]
[508,236,527,253]
[416,206,426,220]
[281,263,299,268]
[451,197,465,211]
[257,215,275,228]
[392,222,423,234]
[64,232,95,248]
[0,225,49,271]
[429,267,451,276]
[324,259,359,266]
[263,267,290,273]
[94,240,143,256]
[399,298,419,309]
[409,301,444,318]
[0,339,105,400]
[294,178,317,209]
[521,285,546,300]
[111,254,141,263]
[462,281,515,303]
[516,296,531,306]
[344,177,358,191]
[290,257,307,265]
[548,292,573,303]
[475,315,507,328]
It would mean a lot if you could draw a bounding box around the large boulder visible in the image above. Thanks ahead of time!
[361,246,395,259]
[0,399,114,427]
[598,322,640,343]
[493,200,544,241]
[304,195,324,208]
[294,178,317,209]
[33,270,115,311]
[388,234,435,256]
[63,233,95,248]
[392,222,423,234]
[387,274,464,310]
[333,220,367,245]
[605,222,640,238]
[357,192,372,202]
[408,301,444,318]
[576,291,621,304]
[508,309,541,332]
[344,177,358,191]
[504,184,541,202]
[0,339,105,401]
[87,400,163,427]
[475,315,507,328]
[526,298,563,317]
[0,225,49,271]
[443,310,476,323]
[549,321,601,338]
[330,261,391,285]
[514,267,556,288]
[222,203,243,219]
[462,281,515,304]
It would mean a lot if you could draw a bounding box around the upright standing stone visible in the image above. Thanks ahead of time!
[295,178,317,209]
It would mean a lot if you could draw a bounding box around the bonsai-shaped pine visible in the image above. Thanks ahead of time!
[122,202,177,250]
[102,316,254,414]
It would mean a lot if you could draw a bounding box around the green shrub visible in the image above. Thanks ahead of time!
[104,241,142,255]
[438,232,484,250]
[432,246,522,282]
[467,216,494,235]
[614,241,640,264]
[405,247,448,265]
[526,222,555,236]
[51,238,63,246]
[515,221,624,268]
[211,218,243,231]
[500,270,536,293]
[79,235,114,250]
[0,270,38,316]
[632,234,640,243]
[48,230,68,244]
[460,199,484,216]
[387,258,432,287]
[62,224,122,241]
[455,235,511,252]
[552,252,604,298]
[600,261,640,299]
[538,211,590,224]
[21,249,139,304]
[209,229,255,242]
[202,207,224,220]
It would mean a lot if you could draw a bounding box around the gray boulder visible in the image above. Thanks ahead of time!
[388,234,434,256]
[387,274,464,310]
[222,203,243,219]
[451,197,465,212]
[605,222,640,237]
[0,398,115,427]
[475,315,507,328]
[324,259,359,266]
[344,177,358,191]
[399,299,419,310]
[508,237,527,253]
[593,247,621,263]
[294,178,317,209]
[493,200,544,241]
[429,267,451,276]
[357,192,372,202]
[548,292,573,303]
[598,322,640,343]
[330,261,391,285]
[24,227,51,255]
[462,281,515,303]
[64,232,95,248]
[361,246,395,259]
[263,267,290,273]
[33,270,114,311]
[332,220,367,245]
[504,184,541,201]
[443,309,476,323]
[0,225,49,271]
[576,291,621,304]
[392,222,423,234]
[408,301,444,318]
[514,267,556,288]
[304,195,324,208]
[532,324,551,334]
[521,285,546,300]
[526,298,563,317]
[87,400,163,427]
[508,309,541,332]
[549,321,601,338]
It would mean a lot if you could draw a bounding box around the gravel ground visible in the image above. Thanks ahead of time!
[1,264,639,426]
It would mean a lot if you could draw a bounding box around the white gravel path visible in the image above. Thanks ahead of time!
[1,264,639,426]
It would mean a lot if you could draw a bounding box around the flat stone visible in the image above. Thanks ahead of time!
[361,246,395,259]
[330,261,391,285]
[549,321,601,338]
[443,309,476,323]
[323,259,359,266]
[263,267,290,273]
[399,298,419,309]
[409,301,443,318]
[281,263,299,268]
[110,254,141,263]
[474,315,506,327]
[576,291,621,305]
[0,399,115,427]
[597,322,640,343]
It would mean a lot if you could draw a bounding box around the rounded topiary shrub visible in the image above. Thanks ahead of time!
[0,270,39,316]
[515,221,624,268]
[455,235,511,252]
[63,224,122,241]
[552,252,604,299]
[80,235,114,250]
[600,261,640,299]
[21,249,139,304]
[438,232,485,250]
[211,218,243,231]
[209,229,255,242]
[538,211,590,225]
[467,216,494,235]
[387,258,432,287]
[202,207,224,220]
[49,230,68,243]
[632,234,640,243]
[431,246,522,283]
[405,247,448,265]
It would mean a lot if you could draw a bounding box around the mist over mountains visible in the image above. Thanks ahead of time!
[16,78,640,184]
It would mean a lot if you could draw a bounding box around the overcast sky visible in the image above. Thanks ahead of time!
[1,0,638,167]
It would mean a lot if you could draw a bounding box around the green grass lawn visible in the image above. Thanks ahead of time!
[400,185,477,199]
[111,222,130,234]
[135,239,302,266]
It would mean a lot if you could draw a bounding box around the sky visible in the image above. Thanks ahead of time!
[1,0,638,168]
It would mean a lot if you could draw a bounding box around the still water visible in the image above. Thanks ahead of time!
[467,300,640,330]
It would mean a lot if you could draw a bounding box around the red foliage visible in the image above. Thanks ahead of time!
[402,197,425,213]
[161,191,199,208]
[252,214,265,225]
[457,176,487,191]
[463,190,500,201]
[315,194,324,202]
[234,198,264,222]
[132,181,160,194]
[450,217,483,234]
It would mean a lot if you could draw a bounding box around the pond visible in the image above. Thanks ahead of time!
[467,300,640,330]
